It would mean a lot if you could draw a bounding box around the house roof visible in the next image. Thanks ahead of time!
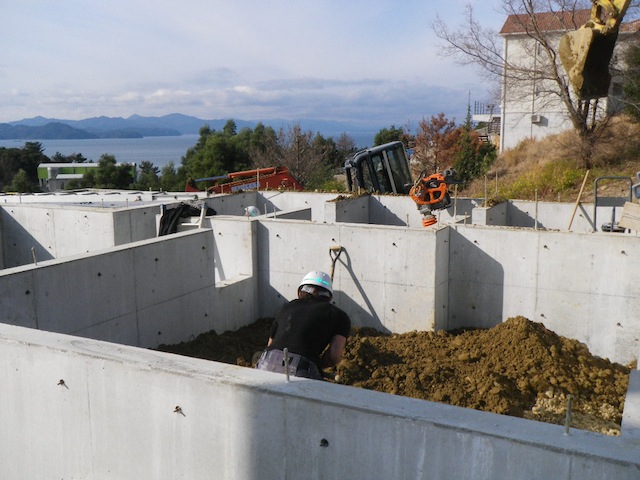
[620,18,640,33]
[500,9,590,35]
[500,9,640,35]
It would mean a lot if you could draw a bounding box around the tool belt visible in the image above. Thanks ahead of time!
[256,349,322,380]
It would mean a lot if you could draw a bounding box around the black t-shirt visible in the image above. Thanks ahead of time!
[268,297,351,368]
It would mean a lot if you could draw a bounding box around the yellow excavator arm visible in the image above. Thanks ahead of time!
[559,0,632,99]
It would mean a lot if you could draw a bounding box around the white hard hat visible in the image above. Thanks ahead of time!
[299,271,332,295]
[244,206,259,217]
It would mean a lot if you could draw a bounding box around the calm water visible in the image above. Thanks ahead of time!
[0,131,375,169]
[0,135,199,169]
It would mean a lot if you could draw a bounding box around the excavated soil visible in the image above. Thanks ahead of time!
[157,316,631,435]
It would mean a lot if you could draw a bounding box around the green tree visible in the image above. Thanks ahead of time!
[133,160,161,191]
[180,120,250,182]
[248,122,283,168]
[4,169,35,193]
[83,154,134,189]
[223,119,237,136]
[374,125,405,146]
[453,106,496,185]
[51,152,87,163]
[312,133,340,169]
[0,142,47,191]
[160,162,182,192]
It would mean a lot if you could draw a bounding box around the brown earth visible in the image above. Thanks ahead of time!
[157,316,632,436]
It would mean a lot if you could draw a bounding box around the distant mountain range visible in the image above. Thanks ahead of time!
[0,113,376,140]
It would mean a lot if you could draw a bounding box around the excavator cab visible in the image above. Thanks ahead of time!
[344,141,413,194]
[559,0,631,99]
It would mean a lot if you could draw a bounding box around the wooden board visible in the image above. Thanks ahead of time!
[618,202,640,231]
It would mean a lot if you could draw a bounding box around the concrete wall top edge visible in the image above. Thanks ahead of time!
[0,228,211,276]
[2,321,638,463]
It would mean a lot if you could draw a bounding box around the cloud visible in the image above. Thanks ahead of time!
[0,1,504,125]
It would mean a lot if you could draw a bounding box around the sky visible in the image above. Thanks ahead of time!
[0,1,508,129]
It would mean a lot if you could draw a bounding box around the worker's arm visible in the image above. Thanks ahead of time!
[320,335,347,368]
[267,337,273,347]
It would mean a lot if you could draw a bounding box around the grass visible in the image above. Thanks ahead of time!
[463,115,640,203]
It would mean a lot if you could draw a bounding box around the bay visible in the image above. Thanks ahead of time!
[0,131,375,170]
[0,135,199,169]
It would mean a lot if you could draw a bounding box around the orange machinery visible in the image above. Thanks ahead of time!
[409,169,460,227]
[186,166,303,194]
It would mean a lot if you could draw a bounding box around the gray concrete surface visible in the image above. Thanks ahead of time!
[1,189,639,479]
[1,323,638,480]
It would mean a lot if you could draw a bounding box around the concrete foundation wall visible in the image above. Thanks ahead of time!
[507,200,629,233]
[255,219,448,333]
[448,225,640,364]
[1,323,638,480]
[2,190,640,478]
[3,192,640,364]
[0,230,258,348]
[1,203,159,268]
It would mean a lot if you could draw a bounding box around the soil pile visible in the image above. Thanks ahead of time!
[157,316,631,435]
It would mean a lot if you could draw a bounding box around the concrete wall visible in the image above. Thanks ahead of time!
[1,203,159,268]
[0,213,3,269]
[3,191,640,364]
[1,323,638,480]
[2,190,640,478]
[255,218,449,334]
[0,229,258,348]
[4,192,630,270]
[448,225,640,364]
[508,200,631,233]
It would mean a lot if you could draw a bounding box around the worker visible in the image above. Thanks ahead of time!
[256,271,351,380]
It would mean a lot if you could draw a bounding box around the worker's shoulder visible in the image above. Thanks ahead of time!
[327,302,350,320]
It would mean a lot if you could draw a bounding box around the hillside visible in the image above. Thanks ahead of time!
[464,116,640,204]
[7,114,376,142]
[0,122,98,140]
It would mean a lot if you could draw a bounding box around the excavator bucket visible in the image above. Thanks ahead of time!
[559,27,619,100]
[558,28,618,100]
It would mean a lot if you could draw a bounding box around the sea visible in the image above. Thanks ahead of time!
[0,135,200,169]
[0,132,375,169]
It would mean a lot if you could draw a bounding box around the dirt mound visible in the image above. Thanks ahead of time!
[157,316,631,435]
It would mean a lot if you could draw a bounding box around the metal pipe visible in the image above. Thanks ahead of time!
[484,175,488,207]
[534,189,539,230]
[453,185,458,221]
[564,395,573,435]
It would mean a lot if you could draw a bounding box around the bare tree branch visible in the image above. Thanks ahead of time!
[433,0,633,167]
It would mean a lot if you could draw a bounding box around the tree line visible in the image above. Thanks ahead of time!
[0,116,497,194]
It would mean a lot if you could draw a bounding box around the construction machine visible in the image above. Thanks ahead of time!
[409,168,461,226]
[344,141,461,226]
[344,141,414,195]
[559,0,632,99]
[185,166,303,194]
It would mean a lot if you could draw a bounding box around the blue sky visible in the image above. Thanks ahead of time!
[0,1,507,128]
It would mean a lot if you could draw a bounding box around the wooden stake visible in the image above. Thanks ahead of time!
[568,170,590,231]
